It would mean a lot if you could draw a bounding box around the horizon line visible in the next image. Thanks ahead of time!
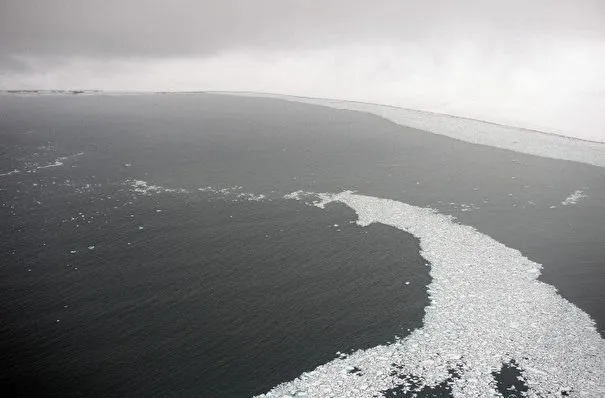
[2,88,604,146]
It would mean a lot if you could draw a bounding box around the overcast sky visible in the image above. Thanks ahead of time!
[1,0,604,140]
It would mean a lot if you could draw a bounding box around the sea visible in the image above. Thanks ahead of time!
[1,93,603,397]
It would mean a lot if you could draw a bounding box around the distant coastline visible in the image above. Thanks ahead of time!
[0,89,103,95]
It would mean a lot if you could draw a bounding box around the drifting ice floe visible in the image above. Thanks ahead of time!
[127,179,189,195]
[0,152,84,177]
[126,181,269,202]
[260,191,605,398]
[0,169,20,177]
[198,185,268,202]
[561,190,586,206]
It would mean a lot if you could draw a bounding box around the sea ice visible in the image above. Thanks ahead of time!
[561,190,586,206]
[126,179,189,195]
[219,92,605,169]
[268,191,605,397]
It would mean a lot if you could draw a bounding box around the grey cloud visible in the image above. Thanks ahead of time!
[1,0,603,142]
[0,54,31,72]
[1,0,604,59]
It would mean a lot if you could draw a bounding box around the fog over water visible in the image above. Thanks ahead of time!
[1,0,604,141]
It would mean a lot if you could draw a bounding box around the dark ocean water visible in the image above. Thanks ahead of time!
[1,93,603,397]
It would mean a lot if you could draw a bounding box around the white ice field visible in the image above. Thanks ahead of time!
[215,92,605,169]
[261,191,605,398]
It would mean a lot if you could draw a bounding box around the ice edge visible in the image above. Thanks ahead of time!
[259,191,605,398]
[213,91,605,169]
